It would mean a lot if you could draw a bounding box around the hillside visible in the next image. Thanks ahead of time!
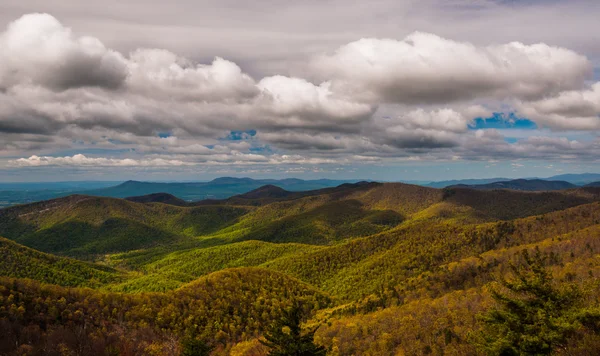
[0,267,331,355]
[448,178,577,191]
[0,195,249,257]
[3,183,600,260]
[0,237,122,287]
[125,192,188,205]
[3,182,600,354]
[586,181,600,187]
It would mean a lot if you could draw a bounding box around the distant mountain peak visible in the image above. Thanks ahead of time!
[125,192,186,205]
[209,177,256,184]
[236,184,291,199]
[120,180,143,186]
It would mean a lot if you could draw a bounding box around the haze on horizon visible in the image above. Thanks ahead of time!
[1,0,599,182]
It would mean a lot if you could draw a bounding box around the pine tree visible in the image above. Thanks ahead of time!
[480,247,582,355]
[260,303,327,356]
[181,337,213,356]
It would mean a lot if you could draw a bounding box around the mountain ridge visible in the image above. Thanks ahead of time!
[448,178,577,191]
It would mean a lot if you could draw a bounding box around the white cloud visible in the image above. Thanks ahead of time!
[257,76,374,124]
[0,12,599,173]
[0,13,128,90]
[11,154,195,167]
[314,32,591,104]
[126,49,258,102]
[516,82,600,130]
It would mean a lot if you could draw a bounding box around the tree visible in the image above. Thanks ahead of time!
[480,247,584,355]
[181,337,213,356]
[260,303,327,356]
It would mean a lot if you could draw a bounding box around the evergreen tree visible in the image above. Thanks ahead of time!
[260,303,327,356]
[480,247,582,355]
[181,337,213,356]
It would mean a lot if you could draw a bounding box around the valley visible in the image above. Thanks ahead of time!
[1,182,600,355]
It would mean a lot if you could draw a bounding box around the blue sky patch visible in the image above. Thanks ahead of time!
[469,113,538,130]
[226,130,257,141]
[249,145,272,153]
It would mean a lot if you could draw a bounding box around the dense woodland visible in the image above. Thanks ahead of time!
[1,182,600,355]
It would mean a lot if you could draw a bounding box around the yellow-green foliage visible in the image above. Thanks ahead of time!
[107,241,324,292]
[0,195,249,257]
[0,237,122,287]
[0,268,331,355]
[2,184,600,355]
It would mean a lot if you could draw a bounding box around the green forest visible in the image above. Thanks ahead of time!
[1,182,600,355]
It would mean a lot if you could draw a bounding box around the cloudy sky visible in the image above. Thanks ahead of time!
[1,0,599,182]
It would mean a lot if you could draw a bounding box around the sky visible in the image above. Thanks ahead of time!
[0,0,599,182]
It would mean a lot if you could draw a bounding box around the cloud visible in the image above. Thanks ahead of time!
[516,82,600,130]
[257,76,374,125]
[0,13,128,90]
[11,154,194,167]
[0,11,599,176]
[313,32,591,104]
[126,49,258,102]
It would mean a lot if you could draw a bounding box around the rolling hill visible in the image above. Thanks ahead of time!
[3,182,600,259]
[0,237,122,287]
[0,267,331,354]
[0,194,250,257]
[2,181,600,355]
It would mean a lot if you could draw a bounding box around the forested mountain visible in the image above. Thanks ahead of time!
[548,173,600,185]
[0,178,359,208]
[449,178,577,191]
[425,173,600,188]
[425,178,511,188]
[85,177,360,200]
[2,182,600,355]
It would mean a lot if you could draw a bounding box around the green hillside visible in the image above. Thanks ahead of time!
[0,267,331,355]
[107,240,325,292]
[0,195,249,257]
[0,237,122,287]
[2,182,600,355]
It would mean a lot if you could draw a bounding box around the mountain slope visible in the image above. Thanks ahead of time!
[125,192,188,205]
[107,240,325,292]
[0,195,249,257]
[0,267,331,354]
[448,178,576,191]
[0,237,122,287]
[4,183,600,260]
[3,181,600,354]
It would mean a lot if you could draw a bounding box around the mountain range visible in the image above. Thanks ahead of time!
[3,174,600,209]
[448,178,578,191]
[2,180,600,354]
